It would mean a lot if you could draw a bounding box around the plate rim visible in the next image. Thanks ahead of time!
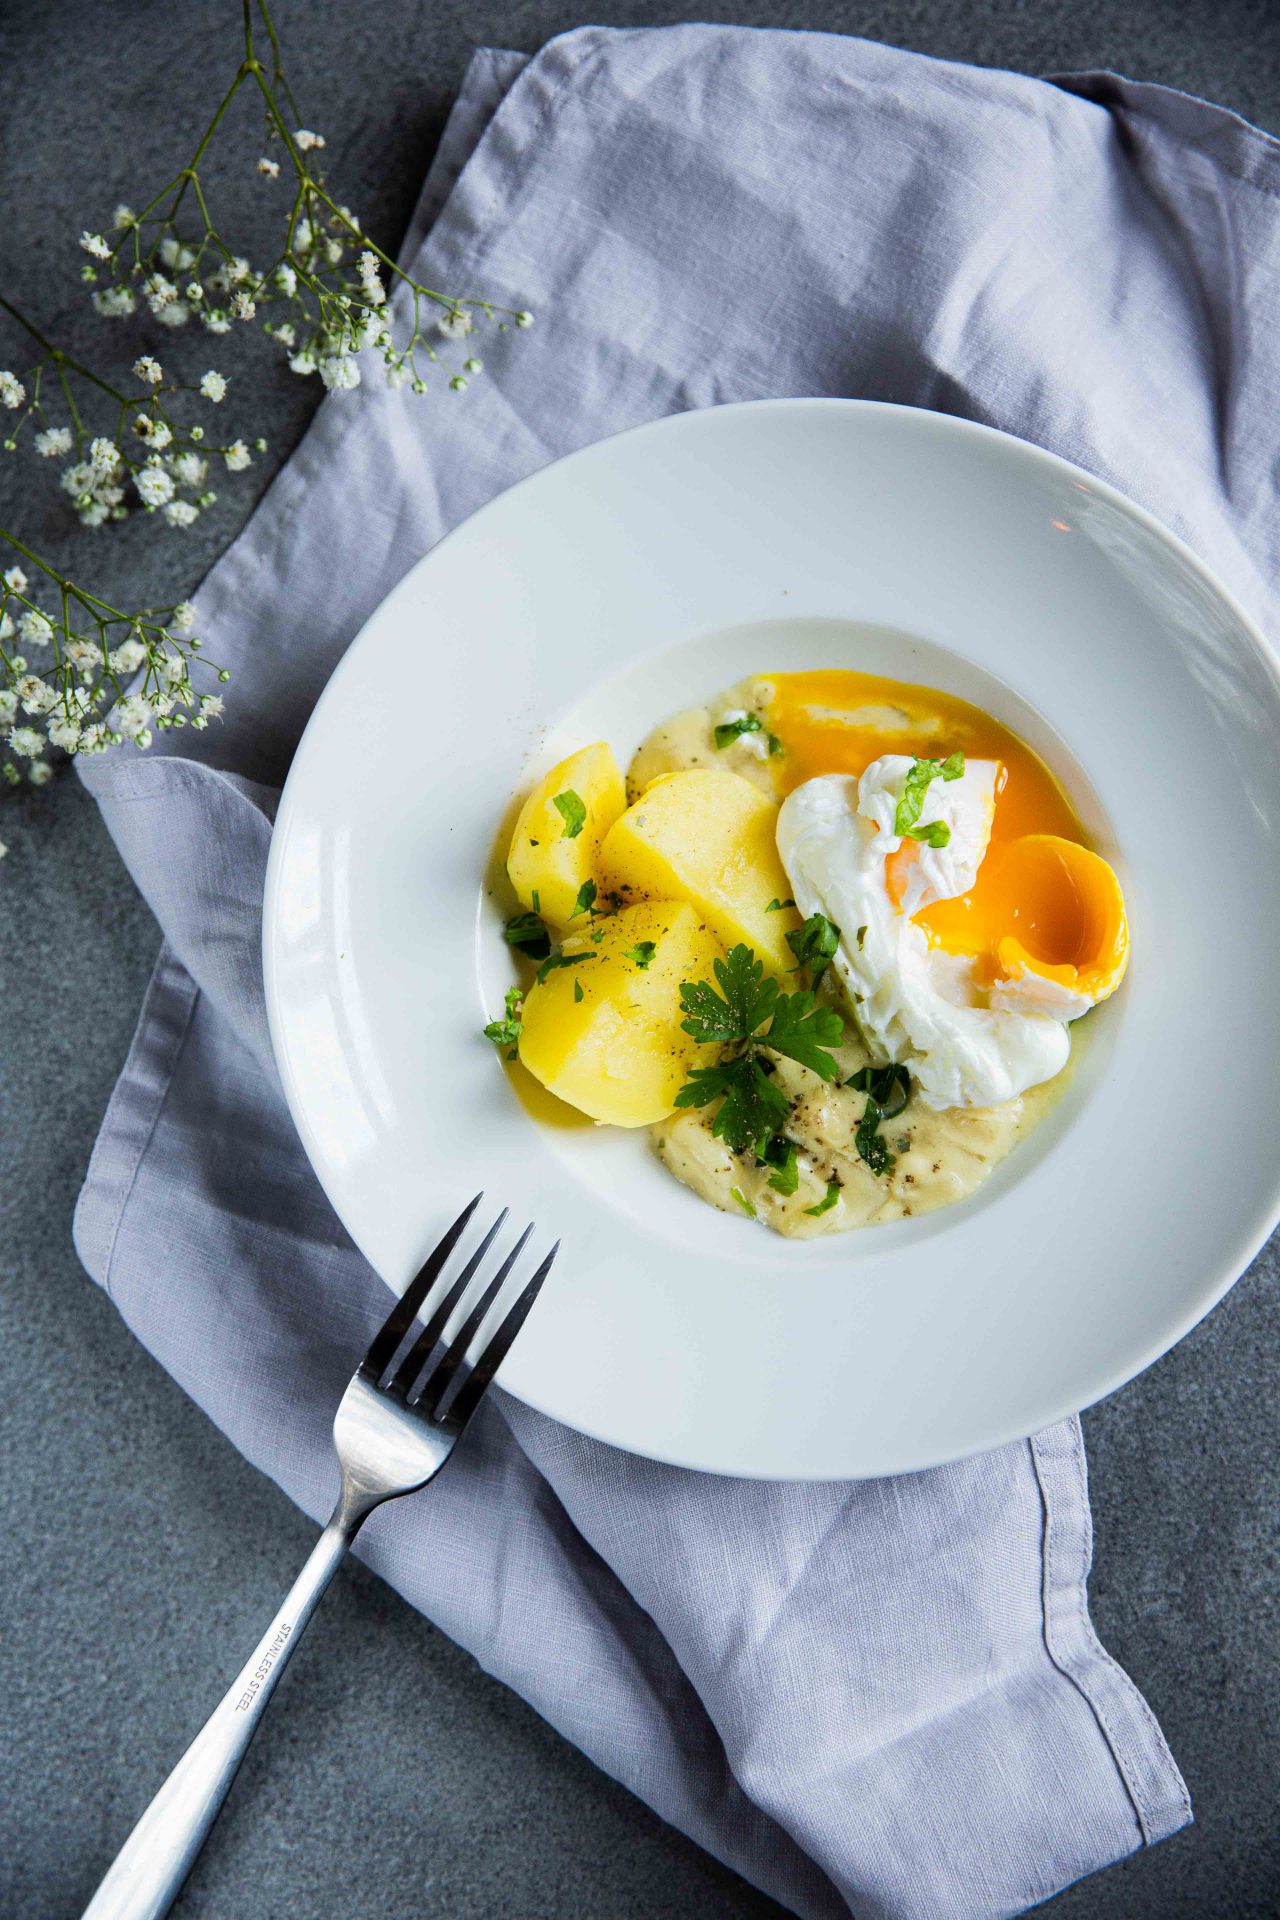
[263,396,1280,1477]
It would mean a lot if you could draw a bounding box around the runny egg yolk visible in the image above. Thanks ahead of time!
[759,668,1128,1004]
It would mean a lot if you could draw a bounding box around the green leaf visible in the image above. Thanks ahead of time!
[714,712,764,749]
[765,897,796,913]
[805,1178,842,1217]
[625,940,657,970]
[573,979,584,1003]
[892,751,966,837]
[785,911,841,988]
[552,789,587,838]
[855,1095,896,1177]
[768,731,784,757]
[764,989,844,1079]
[907,819,951,848]
[570,879,598,919]
[730,1186,756,1218]
[847,1062,911,1119]
[678,943,778,1046]
[675,1054,790,1156]
[483,986,523,1052]
[762,1135,800,1195]
[535,946,598,987]
[503,911,551,960]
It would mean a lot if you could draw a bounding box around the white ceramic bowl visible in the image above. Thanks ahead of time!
[263,399,1280,1479]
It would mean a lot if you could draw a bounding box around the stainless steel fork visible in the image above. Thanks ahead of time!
[83,1194,556,1920]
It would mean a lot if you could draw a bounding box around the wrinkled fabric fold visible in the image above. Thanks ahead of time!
[72,25,1280,1915]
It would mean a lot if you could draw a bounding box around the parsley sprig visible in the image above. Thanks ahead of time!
[786,911,840,989]
[674,944,843,1156]
[483,987,524,1057]
[848,1064,911,1174]
[713,711,783,756]
[893,751,965,844]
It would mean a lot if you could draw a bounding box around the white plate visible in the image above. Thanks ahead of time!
[263,399,1280,1479]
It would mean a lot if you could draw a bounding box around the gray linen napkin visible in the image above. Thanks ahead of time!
[76,22,1280,1914]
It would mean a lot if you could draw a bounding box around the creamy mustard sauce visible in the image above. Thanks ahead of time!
[635,681,1073,1239]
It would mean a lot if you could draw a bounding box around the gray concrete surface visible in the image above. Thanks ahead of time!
[1,2,1277,1915]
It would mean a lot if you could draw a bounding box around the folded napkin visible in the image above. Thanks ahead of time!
[78,22,1280,1914]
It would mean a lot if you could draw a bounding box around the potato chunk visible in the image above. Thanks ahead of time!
[507,742,626,928]
[599,768,801,976]
[518,901,726,1126]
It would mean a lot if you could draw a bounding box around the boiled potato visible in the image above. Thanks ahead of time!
[599,768,801,977]
[507,742,626,928]
[518,901,726,1126]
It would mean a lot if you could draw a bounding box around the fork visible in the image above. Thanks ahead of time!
[83,1194,556,1920]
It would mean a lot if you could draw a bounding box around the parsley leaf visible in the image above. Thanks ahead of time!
[855,1096,895,1176]
[483,987,524,1056]
[893,751,966,837]
[764,989,844,1079]
[574,979,584,1003]
[674,1055,790,1156]
[847,1062,911,1119]
[625,940,657,970]
[713,711,784,756]
[786,911,841,989]
[535,946,598,987]
[805,1178,842,1217]
[730,1186,756,1217]
[570,879,598,919]
[503,911,552,960]
[766,896,796,913]
[679,944,778,1045]
[907,819,951,849]
[762,1135,800,1195]
[552,789,587,838]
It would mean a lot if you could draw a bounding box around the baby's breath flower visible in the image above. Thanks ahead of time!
[109,637,147,673]
[66,638,99,671]
[17,674,54,713]
[159,237,195,271]
[275,263,297,296]
[319,354,360,391]
[80,230,112,260]
[34,426,73,457]
[136,465,175,508]
[223,439,252,472]
[437,308,473,340]
[163,500,199,528]
[92,286,136,317]
[294,128,326,151]
[230,291,256,321]
[257,156,281,178]
[112,694,154,739]
[324,238,343,266]
[288,350,317,376]
[79,501,110,528]
[88,436,119,474]
[0,690,16,724]
[155,300,192,329]
[201,692,225,719]
[144,272,178,312]
[185,283,204,303]
[202,309,232,335]
[48,716,82,752]
[515,310,535,328]
[169,450,206,488]
[133,356,163,384]
[0,371,26,409]
[386,364,410,389]
[112,203,136,228]
[199,370,228,402]
[27,758,53,786]
[4,565,28,593]
[8,725,44,758]
[61,461,94,497]
[18,610,53,647]
[358,250,386,307]
[170,601,196,632]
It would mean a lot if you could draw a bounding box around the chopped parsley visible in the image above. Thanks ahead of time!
[625,940,657,970]
[766,896,796,913]
[674,943,843,1156]
[761,1135,800,1195]
[854,1097,896,1176]
[730,1186,756,1217]
[893,751,964,839]
[535,946,598,987]
[908,819,952,849]
[713,712,783,755]
[570,878,598,919]
[552,789,587,838]
[574,979,584,1003]
[786,911,840,990]
[805,1179,842,1217]
[483,987,523,1057]
[846,1062,911,1120]
[503,911,552,960]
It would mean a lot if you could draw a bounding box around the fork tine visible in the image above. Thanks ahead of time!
[362,1193,483,1379]
[444,1242,559,1428]
[385,1208,509,1398]
[413,1223,533,1415]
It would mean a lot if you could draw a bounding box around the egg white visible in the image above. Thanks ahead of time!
[776,761,1071,1109]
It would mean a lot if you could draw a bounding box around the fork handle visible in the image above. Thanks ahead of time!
[83,1502,363,1920]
